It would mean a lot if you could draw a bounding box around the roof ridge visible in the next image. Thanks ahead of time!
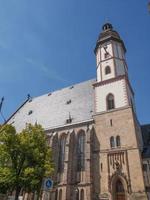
[33,78,95,100]
[5,98,29,125]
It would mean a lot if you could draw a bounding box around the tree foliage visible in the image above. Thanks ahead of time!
[0,124,54,199]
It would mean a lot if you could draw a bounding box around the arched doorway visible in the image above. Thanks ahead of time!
[115,179,126,200]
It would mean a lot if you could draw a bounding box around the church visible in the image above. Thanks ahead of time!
[6,23,150,200]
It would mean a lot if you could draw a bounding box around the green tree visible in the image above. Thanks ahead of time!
[0,124,54,200]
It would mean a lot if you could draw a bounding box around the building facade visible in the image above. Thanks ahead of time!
[7,23,150,200]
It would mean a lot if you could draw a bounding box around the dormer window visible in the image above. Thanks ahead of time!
[66,112,72,124]
[66,99,71,105]
[105,66,111,75]
[66,118,72,124]
[28,110,33,115]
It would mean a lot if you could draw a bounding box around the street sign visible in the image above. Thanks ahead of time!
[43,178,53,191]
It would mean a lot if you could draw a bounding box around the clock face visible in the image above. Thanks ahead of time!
[103,45,110,59]
[103,45,108,53]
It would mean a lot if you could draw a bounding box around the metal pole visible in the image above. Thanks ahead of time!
[0,97,6,123]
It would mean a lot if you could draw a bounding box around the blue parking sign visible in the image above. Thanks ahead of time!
[45,178,53,190]
[46,179,52,189]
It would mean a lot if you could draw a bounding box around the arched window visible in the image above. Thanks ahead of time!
[77,132,85,171]
[116,136,121,147]
[59,189,62,200]
[105,66,111,74]
[110,136,115,148]
[58,136,66,172]
[80,189,84,200]
[107,94,115,110]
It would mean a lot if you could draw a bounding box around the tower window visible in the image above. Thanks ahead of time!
[101,163,103,171]
[110,136,115,148]
[105,66,111,75]
[110,119,113,126]
[116,136,121,147]
[107,94,115,110]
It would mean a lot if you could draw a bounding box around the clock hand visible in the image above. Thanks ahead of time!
[103,46,108,54]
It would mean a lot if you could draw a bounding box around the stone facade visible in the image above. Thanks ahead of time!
[94,107,147,200]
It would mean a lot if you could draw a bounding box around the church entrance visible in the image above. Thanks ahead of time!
[114,179,126,200]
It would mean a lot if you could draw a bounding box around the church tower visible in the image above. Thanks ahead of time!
[93,23,147,200]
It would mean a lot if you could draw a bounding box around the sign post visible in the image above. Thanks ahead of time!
[42,178,53,200]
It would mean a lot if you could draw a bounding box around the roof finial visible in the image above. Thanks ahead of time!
[102,22,113,31]
[104,17,109,23]
[27,94,31,100]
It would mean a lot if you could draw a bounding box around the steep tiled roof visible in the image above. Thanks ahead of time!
[7,79,95,132]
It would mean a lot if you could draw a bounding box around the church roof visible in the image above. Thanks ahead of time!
[7,79,95,132]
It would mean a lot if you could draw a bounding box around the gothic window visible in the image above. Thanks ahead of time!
[107,94,115,110]
[58,136,66,172]
[80,189,84,200]
[105,66,111,75]
[59,189,62,200]
[76,189,79,200]
[77,131,85,171]
[116,136,121,147]
[110,136,115,148]
[55,190,58,200]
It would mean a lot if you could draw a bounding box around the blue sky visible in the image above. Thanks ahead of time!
[0,0,150,124]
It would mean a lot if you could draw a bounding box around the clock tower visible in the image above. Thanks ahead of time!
[93,23,147,200]
[94,23,135,113]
